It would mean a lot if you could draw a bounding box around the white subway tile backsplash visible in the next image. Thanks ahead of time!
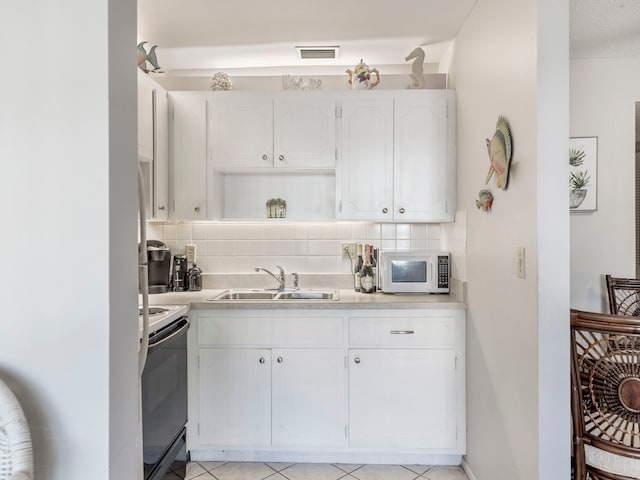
[381,223,396,239]
[177,223,192,240]
[306,224,324,239]
[351,223,367,239]
[396,239,411,251]
[322,223,338,240]
[396,224,411,239]
[411,224,427,239]
[163,224,178,239]
[366,223,381,241]
[147,214,467,279]
[192,223,208,240]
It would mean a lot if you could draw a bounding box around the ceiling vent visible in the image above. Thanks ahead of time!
[296,46,340,60]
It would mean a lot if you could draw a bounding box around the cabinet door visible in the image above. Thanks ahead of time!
[198,348,271,446]
[272,348,346,447]
[170,94,207,220]
[273,98,336,169]
[337,98,394,220]
[394,93,453,222]
[348,349,457,449]
[209,97,273,169]
[137,71,154,161]
[153,88,169,220]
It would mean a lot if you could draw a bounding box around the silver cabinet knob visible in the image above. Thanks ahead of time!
[382,207,389,214]
[194,206,200,213]
[158,205,165,210]
[354,357,361,364]
[399,207,405,214]
[277,356,284,363]
[262,154,268,160]
[259,357,266,364]
[278,155,285,161]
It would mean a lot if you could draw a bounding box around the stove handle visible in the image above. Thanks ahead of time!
[148,317,189,349]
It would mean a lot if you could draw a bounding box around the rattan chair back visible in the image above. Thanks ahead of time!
[605,274,640,316]
[571,309,640,479]
[0,379,32,480]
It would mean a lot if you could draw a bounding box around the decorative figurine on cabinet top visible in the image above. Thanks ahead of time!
[210,72,232,91]
[137,41,162,73]
[405,47,425,89]
[476,189,494,212]
[346,59,380,90]
[485,116,513,190]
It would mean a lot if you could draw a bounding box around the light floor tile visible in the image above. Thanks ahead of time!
[334,464,363,474]
[264,474,289,480]
[350,464,419,480]
[403,465,431,475]
[423,466,469,480]
[199,461,228,472]
[210,462,276,480]
[280,463,348,480]
[265,463,294,472]
[184,462,208,479]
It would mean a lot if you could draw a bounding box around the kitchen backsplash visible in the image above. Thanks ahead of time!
[146,211,467,281]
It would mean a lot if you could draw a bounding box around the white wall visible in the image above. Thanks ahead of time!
[449,0,570,478]
[0,1,138,479]
[570,58,639,312]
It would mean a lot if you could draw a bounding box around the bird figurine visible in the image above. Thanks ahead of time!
[137,41,162,72]
[485,116,513,190]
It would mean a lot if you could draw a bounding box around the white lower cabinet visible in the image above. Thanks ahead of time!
[348,349,457,449]
[189,308,465,463]
[272,348,346,447]
[198,348,271,446]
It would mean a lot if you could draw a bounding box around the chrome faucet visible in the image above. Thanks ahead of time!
[255,265,286,291]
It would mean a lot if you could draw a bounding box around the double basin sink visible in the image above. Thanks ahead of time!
[210,288,340,301]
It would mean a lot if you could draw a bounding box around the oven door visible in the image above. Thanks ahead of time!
[141,316,189,480]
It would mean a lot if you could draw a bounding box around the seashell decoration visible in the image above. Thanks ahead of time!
[210,72,232,91]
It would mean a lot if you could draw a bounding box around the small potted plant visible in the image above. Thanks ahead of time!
[569,147,590,209]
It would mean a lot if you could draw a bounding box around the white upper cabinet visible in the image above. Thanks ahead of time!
[209,97,273,169]
[209,94,336,170]
[137,72,154,161]
[273,98,336,168]
[169,92,207,220]
[337,90,456,223]
[337,97,394,221]
[137,70,169,221]
[394,92,454,222]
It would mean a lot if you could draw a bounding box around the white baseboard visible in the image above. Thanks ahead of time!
[462,457,478,480]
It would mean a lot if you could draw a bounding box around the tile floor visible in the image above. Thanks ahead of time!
[163,461,469,480]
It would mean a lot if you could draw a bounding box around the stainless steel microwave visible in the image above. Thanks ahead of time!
[379,251,450,294]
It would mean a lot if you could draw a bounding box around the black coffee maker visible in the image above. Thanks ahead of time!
[146,240,171,294]
[172,254,189,291]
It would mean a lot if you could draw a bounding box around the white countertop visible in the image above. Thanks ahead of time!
[140,289,466,311]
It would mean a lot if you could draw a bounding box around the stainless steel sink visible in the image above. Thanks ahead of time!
[211,289,279,300]
[209,289,340,301]
[275,290,340,300]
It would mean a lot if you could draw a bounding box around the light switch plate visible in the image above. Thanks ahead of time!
[186,244,197,266]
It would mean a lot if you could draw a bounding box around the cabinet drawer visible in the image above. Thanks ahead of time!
[349,316,456,347]
[199,315,344,346]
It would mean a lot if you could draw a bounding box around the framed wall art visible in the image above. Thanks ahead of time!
[569,137,597,212]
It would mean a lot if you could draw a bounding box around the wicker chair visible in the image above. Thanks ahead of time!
[0,379,33,480]
[605,274,640,316]
[571,309,640,479]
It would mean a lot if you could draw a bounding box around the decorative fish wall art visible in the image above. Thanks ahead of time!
[137,41,162,73]
[485,116,513,190]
